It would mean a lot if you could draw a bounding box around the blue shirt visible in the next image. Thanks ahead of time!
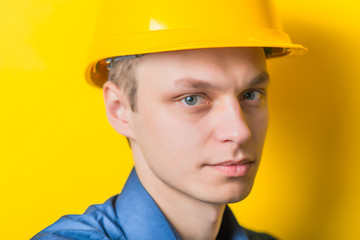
[32,168,274,240]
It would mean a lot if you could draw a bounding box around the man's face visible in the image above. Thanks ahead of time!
[128,47,268,204]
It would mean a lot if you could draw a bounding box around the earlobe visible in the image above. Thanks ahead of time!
[103,81,134,138]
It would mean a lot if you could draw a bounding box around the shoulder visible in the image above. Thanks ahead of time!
[242,228,278,240]
[31,195,126,240]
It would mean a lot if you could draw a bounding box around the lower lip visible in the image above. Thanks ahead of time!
[211,163,252,177]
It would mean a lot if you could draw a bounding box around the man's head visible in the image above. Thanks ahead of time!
[103,47,269,204]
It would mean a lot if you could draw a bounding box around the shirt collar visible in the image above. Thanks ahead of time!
[115,168,248,240]
[115,168,180,239]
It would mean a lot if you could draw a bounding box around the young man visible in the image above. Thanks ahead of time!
[32,0,306,239]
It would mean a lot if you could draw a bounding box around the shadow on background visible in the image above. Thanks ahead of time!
[267,19,357,239]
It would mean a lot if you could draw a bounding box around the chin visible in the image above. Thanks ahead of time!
[197,184,254,205]
[199,192,251,205]
[222,190,252,204]
[225,193,250,204]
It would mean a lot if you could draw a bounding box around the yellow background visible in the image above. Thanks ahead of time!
[1,0,359,239]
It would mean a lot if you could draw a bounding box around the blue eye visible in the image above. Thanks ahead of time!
[180,95,207,106]
[242,91,262,100]
[183,96,198,105]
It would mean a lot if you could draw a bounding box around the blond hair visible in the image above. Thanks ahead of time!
[108,57,142,111]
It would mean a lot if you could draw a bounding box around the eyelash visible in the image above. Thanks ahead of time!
[179,89,266,106]
[179,94,209,106]
[239,89,266,101]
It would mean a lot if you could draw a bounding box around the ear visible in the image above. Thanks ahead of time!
[103,81,134,139]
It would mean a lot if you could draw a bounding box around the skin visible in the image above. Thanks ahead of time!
[103,47,269,240]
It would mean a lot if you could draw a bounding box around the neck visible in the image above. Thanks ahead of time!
[164,199,225,240]
[161,195,225,240]
[132,149,226,239]
[141,169,225,240]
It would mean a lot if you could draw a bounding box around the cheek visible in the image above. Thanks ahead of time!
[139,105,202,159]
[139,110,210,181]
[140,106,215,176]
[246,108,269,143]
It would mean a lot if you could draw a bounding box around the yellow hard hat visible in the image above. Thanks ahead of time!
[86,0,307,88]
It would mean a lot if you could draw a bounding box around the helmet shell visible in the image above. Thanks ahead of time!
[86,0,307,87]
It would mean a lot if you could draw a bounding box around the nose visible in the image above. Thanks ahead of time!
[214,97,251,145]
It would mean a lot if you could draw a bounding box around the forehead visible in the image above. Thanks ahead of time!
[135,47,267,89]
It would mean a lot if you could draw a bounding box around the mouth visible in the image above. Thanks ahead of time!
[207,160,254,177]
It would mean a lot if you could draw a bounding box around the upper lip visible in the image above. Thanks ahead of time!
[208,159,255,166]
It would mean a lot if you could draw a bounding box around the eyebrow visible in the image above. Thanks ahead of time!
[248,71,270,86]
[173,71,270,90]
[174,78,220,90]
